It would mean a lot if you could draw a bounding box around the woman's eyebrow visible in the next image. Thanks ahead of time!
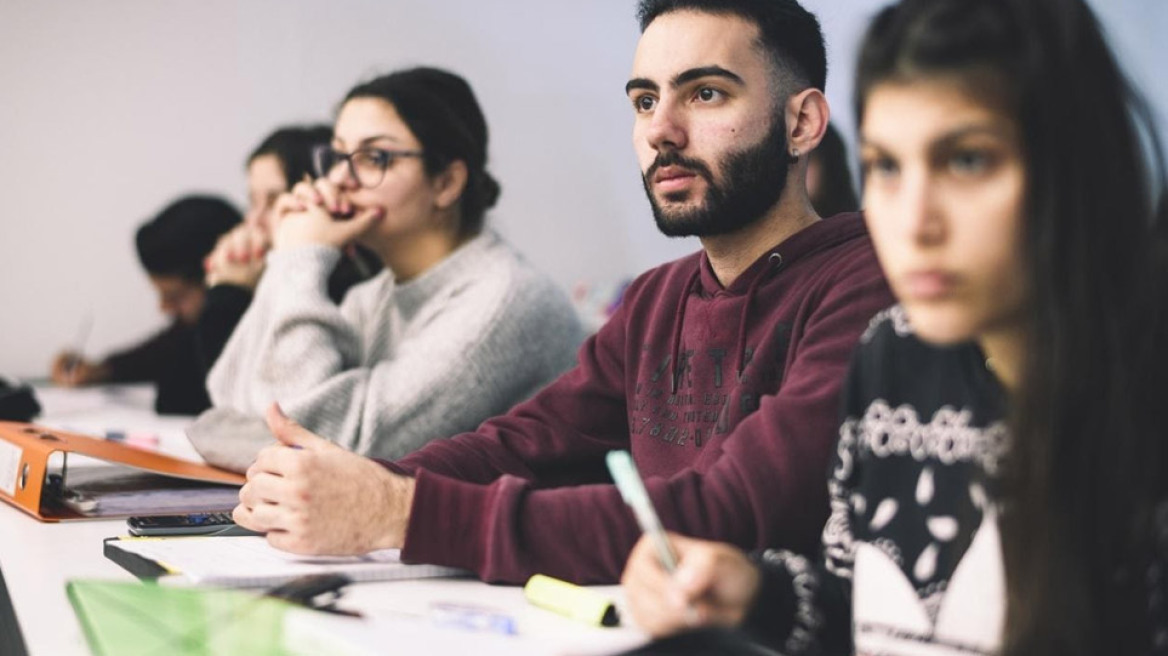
[333,134,402,149]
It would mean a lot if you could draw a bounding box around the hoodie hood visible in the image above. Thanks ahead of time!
[670,213,870,392]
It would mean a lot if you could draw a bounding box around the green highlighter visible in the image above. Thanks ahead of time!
[606,449,679,572]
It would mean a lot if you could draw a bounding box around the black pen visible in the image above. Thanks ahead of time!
[264,574,361,617]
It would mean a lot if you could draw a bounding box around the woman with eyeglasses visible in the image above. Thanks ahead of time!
[199,67,584,465]
[619,0,1168,654]
[197,125,383,373]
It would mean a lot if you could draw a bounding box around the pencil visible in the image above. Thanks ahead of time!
[66,312,94,386]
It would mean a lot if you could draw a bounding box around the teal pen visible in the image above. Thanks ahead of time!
[608,450,701,626]
[606,450,679,572]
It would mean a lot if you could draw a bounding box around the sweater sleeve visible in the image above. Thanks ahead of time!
[206,244,350,413]
[396,261,891,585]
[738,548,852,655]
[102,322,188,383]
[207,244,582,459]
[1150,501,1168,653]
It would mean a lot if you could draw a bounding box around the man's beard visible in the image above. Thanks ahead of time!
[643,114,791,238]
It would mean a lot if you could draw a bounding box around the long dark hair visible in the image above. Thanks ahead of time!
[249,125,333,189]
[855,0,1168,653]
[808,123,858,217]
[343,67,501,239]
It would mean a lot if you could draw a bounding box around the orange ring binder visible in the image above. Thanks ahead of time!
[0,421,244,522]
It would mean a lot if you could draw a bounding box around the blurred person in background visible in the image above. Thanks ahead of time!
[805,123,859,218]
[198,125,382,370]
[51,195,241,414]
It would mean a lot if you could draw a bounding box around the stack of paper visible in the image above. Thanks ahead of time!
[60,464,239,517]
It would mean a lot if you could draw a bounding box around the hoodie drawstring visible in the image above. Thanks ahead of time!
[735,252,784,380]
[671,252,784,393]
[669,267,702,393]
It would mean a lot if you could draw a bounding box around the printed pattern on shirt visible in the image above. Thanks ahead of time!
[860,304,912,344]
[789,313,1168,655]
[825,399,1008,589]
[761,549,826,656]
[829,398,1009,655]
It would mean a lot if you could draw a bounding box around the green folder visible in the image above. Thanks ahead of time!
[67,580,299,656]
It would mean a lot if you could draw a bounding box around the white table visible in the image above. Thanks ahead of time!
[0,386,647,655]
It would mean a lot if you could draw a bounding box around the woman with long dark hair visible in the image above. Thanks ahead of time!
[620,0,1168,653]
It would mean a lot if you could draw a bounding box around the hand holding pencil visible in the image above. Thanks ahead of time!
[608,450,761,637]
[50,352,109,387]
[50,313,107,386]
[621,533,762,638]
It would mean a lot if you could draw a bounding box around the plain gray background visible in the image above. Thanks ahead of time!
[2,0,1165,377]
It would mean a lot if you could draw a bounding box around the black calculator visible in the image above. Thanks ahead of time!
[126,513,262,537]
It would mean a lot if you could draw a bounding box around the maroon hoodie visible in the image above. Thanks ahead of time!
[386,213,894,584]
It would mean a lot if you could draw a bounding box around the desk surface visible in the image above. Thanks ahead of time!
[0,386,647,655]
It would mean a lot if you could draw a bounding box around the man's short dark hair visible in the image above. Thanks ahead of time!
[136,195,242,282]
[636,0,827,92]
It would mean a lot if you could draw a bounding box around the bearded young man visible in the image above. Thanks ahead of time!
[232,0,894,585]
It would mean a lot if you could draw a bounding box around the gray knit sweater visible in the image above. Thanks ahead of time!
[196,230,583,466]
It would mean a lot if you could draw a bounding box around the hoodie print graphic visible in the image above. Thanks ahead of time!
[632,319,792,449]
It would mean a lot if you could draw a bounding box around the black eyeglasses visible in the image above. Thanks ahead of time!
[311,144,424,189]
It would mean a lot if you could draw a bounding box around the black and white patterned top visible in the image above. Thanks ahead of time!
[742,307,1168,655]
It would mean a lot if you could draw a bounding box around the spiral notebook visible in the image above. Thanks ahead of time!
[104,536,468,588]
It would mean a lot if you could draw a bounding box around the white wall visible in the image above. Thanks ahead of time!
[1,0,1164,377]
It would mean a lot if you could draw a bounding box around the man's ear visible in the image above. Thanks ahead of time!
[786,88,830,160]
[433,160,469,211]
